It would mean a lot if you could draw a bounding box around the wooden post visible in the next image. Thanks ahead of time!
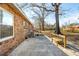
[64,35,67,48]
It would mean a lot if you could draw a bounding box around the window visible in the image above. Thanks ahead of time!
[0,8,14,41]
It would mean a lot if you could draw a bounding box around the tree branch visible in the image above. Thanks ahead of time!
[32,4,55,12]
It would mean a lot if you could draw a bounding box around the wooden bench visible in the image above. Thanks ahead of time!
[51,33,67,48]
[52,37,62,46]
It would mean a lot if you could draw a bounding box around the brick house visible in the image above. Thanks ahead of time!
[71,25,79,30]
[0,3,33,55]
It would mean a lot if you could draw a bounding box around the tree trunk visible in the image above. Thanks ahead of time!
[39,20,41,32]
[55,4,61,34]
[41,19,45,31]
[41,7,45,31]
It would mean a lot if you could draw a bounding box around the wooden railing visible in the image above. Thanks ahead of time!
[51,33,67,48]
[41,31,67,48]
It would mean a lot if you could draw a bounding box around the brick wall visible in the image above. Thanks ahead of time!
[0,4,33,55]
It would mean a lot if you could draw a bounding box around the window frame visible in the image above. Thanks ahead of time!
[0,7,14,42]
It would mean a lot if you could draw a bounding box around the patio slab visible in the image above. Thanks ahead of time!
[9,36,67,56]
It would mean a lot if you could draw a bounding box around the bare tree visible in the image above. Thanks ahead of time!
[54,3,61,34]
[16,3,65,34]
[30,3,50,31]
[32,3,62,34]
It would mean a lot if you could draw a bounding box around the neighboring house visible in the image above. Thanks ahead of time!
[63,25,79,32]
[71,25,79,30]
[0,3,33,55]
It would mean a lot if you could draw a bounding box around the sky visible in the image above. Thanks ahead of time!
[22,3,79,27]
[1,3,79,27]
[59,3,79,26]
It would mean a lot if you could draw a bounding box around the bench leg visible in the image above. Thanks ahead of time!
[64,36,67,48]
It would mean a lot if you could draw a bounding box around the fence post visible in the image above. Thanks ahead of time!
[64,35,67,48]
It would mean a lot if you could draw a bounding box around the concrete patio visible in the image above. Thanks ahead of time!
[9,36,67,56]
